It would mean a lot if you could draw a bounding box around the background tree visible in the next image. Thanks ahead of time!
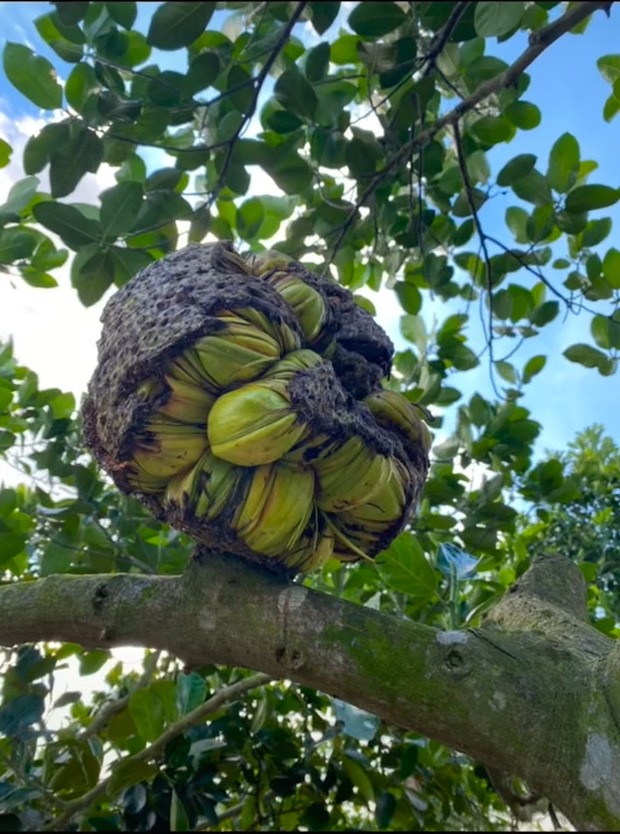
[1,1,619,830]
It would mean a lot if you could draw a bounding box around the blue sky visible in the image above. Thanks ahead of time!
[1,1,619,464]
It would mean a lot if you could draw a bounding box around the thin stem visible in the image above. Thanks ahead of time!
[42,672,273,831]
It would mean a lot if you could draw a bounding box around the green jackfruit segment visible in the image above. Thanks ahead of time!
[236,462,315,557]
[207,382,307,465]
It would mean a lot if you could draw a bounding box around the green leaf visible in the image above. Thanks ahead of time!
[0,138,11,168]
[122,30,151,67]
[378,532,437,599]
[225,64,253,113]
[236,197,264,240]
[72,248,115,306]
[176,672,206,717]
[79,649,110,675]
[470,115,514,145]
[565,185,619,214]
[106,2,137,29]
[21,268,58,288]
[32,202,101,248]
[0,693,44,736]
[512,170,553,206]
[147,70,187,107]
[555,209,587,235]
[448,343,479,371]
[474,1,524,37]
[53,691,82,708]
[348,2,406,37]
[495,360,517,384]
[3,43,62,109]
[597,54,620,84]
[603,94,620,123]
[50,391,75,419]
[0,229,37,263]
[65,62,99,112]
[309,1,340,35]
[504,101,540,130]
[100,181,144,237]
[23,123,70,174]
[108,759,157,798]
[54,1,89,25]
[591,315,620,350]
[563,343,612,373]
[109,246,153,286]
[530,300,559,327]
[547,132,579,193]
[129,687,165,742]
[266,156,313,195]
[522,355,546,383]
[170,790,190,833]
[34,13,84,63]
[40,540,73,575]
[274,66,317,121]
[581,217,612,247]
[602,248,620,289]
[394,282,421,315]
[0,532,27,563]
[505,206,529,243]
[49,128,104,198]
[305,42,330,82]
[345,134,382,178]
[496,154,536,187]
[147,2,214,50]
[187,51,220,94]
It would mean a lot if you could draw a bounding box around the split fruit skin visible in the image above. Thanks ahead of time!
[83,243,430,574]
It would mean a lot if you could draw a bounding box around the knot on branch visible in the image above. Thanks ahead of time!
[508,554,588,618]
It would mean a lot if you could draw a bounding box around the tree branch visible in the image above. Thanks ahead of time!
[452,121,502,398]
[205,1,308,209]
[1,552,619,830]
[326,0,614,263]
[42,671,272,831]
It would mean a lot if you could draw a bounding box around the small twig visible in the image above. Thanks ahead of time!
[452,121,502,398]
[206,2,308,208]
[42,672,273,831]
[421,2,472,78]
[76,650,161,742]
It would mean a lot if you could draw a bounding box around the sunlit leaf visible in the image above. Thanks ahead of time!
[547,132,580,193]
[474,1,525,37]
[147,2,215,50]
[100,181,144,237]
[33,202,101,248]
[565,185,619,214]
[497,154,536,187]
[348,2,406,37]
[3,43,62,109]
[378,532,437,599]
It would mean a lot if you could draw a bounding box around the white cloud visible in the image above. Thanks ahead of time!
[0,113,113,402]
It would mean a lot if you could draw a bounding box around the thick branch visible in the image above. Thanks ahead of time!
[0,552,618,829]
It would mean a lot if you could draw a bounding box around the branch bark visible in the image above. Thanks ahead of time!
[1,552,618,830]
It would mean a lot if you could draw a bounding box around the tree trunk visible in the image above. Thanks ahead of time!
[0,553,618,830]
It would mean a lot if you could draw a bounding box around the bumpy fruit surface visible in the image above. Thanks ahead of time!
[83,243,430,574]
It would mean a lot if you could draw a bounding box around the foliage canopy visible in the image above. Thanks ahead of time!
[0,1,619,830]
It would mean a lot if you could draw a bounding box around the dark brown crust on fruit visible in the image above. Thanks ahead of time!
[82,243,429,572]
[83,243,300,484]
